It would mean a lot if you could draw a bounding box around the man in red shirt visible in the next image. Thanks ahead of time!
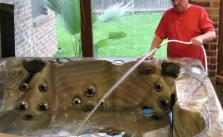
[138,0,216,70]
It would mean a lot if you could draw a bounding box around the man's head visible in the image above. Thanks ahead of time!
[170,0,190,13]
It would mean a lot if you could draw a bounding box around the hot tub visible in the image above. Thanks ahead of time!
[0,57,222,137]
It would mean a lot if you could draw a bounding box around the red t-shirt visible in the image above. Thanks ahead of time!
[155,4,215,70]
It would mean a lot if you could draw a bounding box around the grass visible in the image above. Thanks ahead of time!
[56,12,167,58]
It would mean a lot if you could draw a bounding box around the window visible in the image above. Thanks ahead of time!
[91,0,170,58]
[31,0,45,18]
[56,0,170,58]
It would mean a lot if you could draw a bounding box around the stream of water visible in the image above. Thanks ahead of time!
[74,48,159,135]
[74,40,195,135]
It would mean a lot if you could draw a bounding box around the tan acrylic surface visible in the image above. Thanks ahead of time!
[0,58,222,137]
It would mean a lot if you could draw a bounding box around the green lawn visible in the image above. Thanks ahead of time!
[56,12,167,58]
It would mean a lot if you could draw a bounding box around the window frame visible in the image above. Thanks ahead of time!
[80,0,94,57]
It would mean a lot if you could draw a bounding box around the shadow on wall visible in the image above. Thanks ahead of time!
[0,3,15,58]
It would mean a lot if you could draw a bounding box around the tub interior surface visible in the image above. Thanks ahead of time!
[0,58,221,137]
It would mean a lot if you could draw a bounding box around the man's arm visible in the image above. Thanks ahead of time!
[137,35,163,60]
[200,31,216,42]
[149,35,164,57]
[191,31,216,46]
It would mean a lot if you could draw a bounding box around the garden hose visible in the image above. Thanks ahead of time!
[158,40,208,75]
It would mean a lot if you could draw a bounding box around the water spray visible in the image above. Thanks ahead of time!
[74,39,208,135]
[74,48,159,135]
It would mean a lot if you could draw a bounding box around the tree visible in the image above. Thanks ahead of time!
[42,0,130,57]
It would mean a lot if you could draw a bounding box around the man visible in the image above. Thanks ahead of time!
[138,0,216,70]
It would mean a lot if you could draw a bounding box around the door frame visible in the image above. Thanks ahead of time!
[80,0,94,57]
[0,3,15,58]
[217,0,223,83]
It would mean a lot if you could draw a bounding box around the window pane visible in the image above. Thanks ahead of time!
[92,0,171,58]
[55,0,82,57]
[31,0,45,18]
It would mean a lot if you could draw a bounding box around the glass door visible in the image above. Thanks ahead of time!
[91,0,171,58]
[49,0,82,57]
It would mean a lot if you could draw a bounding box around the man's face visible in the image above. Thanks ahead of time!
[171,0,189,13]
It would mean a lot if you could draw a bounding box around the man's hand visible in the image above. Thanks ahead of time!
[191,36,203,46]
